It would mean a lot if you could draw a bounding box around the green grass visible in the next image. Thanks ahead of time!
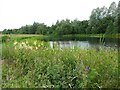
[1,36,119,88]
[63,34,120,38]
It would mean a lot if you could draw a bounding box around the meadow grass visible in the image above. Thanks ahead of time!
[1,36,119,88]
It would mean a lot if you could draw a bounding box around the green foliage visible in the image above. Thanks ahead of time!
[2,38,118,88]
[2,36,11,43]
[106,21,113,34]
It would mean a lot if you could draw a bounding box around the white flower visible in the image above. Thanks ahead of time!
[35,47,38,50]
[26,41,28,44]
[29,46,33,50]
[34,41,37,45]
[24,44,28,49]
[19,44,22,49]
[14,46,17,50]
[14,41,18,45]
[21,42,26,46]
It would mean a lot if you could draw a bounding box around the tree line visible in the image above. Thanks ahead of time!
[2,1,120,35]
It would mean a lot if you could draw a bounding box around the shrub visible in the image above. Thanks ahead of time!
[2,36,11,43]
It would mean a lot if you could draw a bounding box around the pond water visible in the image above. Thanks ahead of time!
[49,37,119,49]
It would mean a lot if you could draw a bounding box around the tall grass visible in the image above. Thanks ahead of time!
[2,38,118,88]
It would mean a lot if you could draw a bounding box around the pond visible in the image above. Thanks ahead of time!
[49,37,119,49]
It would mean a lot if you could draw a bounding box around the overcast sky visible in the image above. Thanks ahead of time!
[0,0,119,31]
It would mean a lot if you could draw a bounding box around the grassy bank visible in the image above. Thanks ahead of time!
[63,34,120,38]
[2,37,119,88]
[1,33,120,40]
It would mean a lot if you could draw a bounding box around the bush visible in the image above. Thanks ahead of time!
[2,36,11,43]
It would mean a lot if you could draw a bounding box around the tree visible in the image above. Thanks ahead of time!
[100,6,108,18]
[36,23,47,35]
[108,2,117,17]
[71,19,79,34]
[106,20,114,34]
[117,1,120,33]
[2,1,120,35]
[31,22,40,34]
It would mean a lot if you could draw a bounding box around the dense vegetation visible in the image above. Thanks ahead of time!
[1,1,119,89]
[2,1,120,35]
[2,36,118,88]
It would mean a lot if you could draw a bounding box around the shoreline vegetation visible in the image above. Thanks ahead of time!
[1,33,120,38]
[1,35,119,88]
[0,34,120,43]
[1,1,119,88]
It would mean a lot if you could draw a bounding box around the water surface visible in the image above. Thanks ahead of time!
[49,37,119,49]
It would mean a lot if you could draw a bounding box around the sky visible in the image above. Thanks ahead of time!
[0,0,119,31]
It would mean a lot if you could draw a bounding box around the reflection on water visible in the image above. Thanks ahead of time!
[49,37,119,49]
[50,41,90,49]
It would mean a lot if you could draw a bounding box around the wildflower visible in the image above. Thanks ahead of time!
[35,47,38,50]
[24,44,28,49]
[21,42,24,45]
[38,45,40,47]
[29,46,33,50]
[84,66,91,74]
[34,41,37,45]
[14,46,17,50]
[19,44,22,49]
[41,42,44,46]
[26,41,28,44]
[85,66,90,71]
[14,41,18,45]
